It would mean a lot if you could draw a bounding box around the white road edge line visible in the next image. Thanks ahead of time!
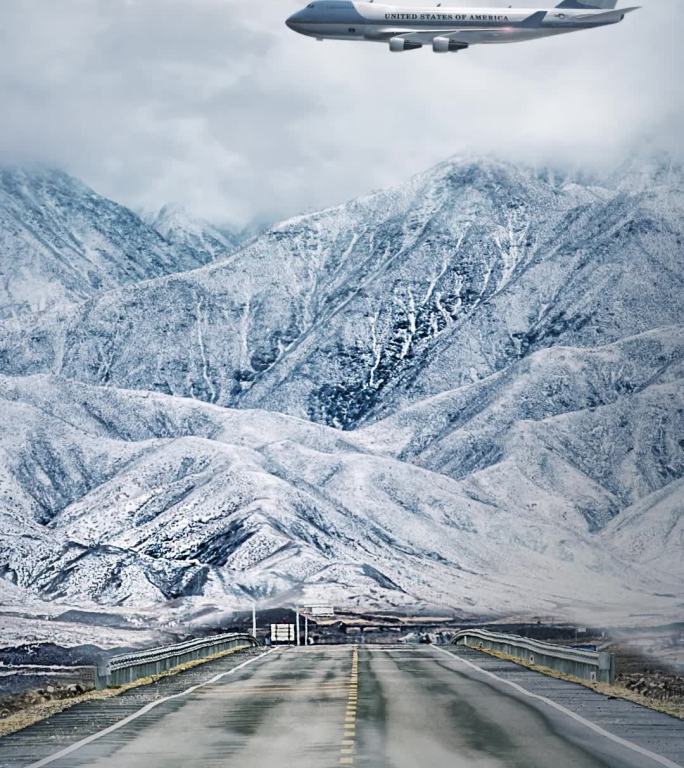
[25,647,279,768]
[433,645,683,768]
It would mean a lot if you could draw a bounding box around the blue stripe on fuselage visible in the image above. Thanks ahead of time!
[287,1,366,25]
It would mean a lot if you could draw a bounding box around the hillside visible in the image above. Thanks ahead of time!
[0,373,678,624]
[0,169,233,319]
[0,156,681,628]
[0,157,680,429]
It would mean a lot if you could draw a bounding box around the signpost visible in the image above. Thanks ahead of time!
[270,624,296,644]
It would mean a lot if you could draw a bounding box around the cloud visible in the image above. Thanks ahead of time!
[0,0,681,227]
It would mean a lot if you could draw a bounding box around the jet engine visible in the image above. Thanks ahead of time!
[389,37,422,51]
[432,36,468,53]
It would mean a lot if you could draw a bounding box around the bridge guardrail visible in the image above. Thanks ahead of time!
[96,632,257,689]
[451,628,615,683]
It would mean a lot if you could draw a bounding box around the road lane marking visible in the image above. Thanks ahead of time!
[433,645,683,768]
[25,648,279,768]
[338,645,359,766]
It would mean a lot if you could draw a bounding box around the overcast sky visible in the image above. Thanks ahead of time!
[0,0,681,228]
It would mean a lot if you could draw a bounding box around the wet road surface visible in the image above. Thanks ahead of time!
[1,645,682,768]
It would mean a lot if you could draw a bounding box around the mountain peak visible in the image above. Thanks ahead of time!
[0,155,681,624]
[0,165,90,200]
[0,169,223,319]
[611,149,684,194]
[145,203,238,259]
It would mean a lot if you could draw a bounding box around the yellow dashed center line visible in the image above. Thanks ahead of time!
[339,645,359,765]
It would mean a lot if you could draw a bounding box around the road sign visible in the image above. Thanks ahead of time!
[270,623,296,643]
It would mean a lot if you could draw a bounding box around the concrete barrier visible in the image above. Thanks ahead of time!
[451,628,615,684]
[96,632,257,689]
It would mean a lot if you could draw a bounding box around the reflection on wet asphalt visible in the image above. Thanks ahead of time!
[1,645,682,768]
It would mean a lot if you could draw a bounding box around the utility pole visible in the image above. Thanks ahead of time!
[251,602,257,639]
[295,607,301,646]
[304,614,309,646]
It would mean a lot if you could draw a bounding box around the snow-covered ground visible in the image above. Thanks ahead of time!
[0,370,680,636]
[143,203,239,262]
[0,155,681,644]
[0,169,232,320]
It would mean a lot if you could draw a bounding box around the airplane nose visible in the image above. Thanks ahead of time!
[286,9,307,30]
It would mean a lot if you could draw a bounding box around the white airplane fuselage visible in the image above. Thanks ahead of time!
[286,0,637,51]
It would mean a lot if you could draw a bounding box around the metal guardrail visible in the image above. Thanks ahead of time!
[96,632,257,689]
[451,628,616,684]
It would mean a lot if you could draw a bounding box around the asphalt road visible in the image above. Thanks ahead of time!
[2,645,683,768]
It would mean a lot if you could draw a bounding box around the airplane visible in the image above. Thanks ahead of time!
[285,0,638,52]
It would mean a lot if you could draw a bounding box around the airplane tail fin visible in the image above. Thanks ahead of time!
[556,0,618,8]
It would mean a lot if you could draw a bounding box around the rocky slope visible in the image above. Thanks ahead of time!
[0,373,679,624]
[0,157,680,429]
[0,169,232,320]
[0,156,681,626]
[144,204,239,261]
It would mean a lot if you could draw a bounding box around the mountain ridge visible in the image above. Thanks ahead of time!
[0,371,679,622]
[1,156,681,429]
[0,167,236,320]
[0,155,681,626]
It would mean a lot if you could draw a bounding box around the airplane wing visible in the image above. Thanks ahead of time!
[367,27,494,44]
[398,28,526,44]
[367,20,555,45]
[365,28,455,42]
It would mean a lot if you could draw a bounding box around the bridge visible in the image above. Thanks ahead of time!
[0,641,682,768]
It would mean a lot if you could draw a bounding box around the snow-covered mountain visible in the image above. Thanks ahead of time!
[0,169,226,319]
[0,373,679,624]
[144,204,239,261]
[0,157,680,428]
[0,156,681,626]
[361,326,683,529]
